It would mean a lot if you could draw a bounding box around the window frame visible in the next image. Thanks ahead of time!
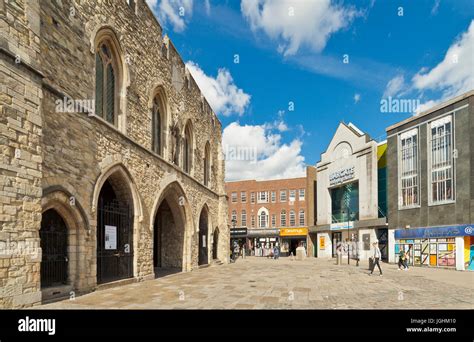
[427,114,456,206]
[398,128,421,209]
[241,191,247,203]
[280,190,287,202]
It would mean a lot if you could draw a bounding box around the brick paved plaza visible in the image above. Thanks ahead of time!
[37,257,473,310]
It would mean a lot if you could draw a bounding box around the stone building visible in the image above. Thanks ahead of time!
[0,0,228,308]
[386,90,474,271]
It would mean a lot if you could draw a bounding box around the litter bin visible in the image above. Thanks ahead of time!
[368,257,374,271]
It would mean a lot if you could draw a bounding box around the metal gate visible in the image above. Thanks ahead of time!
[40,210,68,288]
[97,199,133,284]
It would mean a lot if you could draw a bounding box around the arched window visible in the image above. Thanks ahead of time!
[299,209,305,226]
[204,142,211,186]
[257,207,269,228]
[151,95,164,156]
[280,210,287,227]
[95,41,118,125]
[289,210,296,227]
[183,121,193,173]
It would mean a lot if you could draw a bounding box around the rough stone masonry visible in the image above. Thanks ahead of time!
[0,0,229,308]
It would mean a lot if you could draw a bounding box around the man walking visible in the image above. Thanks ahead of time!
[369,241,383,276]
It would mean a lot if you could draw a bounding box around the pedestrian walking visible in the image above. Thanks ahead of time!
[273,245,280,260]
[398,249,406,270]
[404,246,411,270]
[369,241,383,276]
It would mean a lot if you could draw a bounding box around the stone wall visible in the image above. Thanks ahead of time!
[0,0,43,307]
[1,0,229,308]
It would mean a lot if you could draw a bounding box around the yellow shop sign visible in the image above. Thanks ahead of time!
[280,228,308,237]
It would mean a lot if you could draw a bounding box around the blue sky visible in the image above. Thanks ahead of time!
[147,0,474,181]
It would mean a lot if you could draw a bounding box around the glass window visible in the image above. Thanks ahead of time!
[258,191,269,203]
[399,129,419,207]
[299,189,305,201]
[231,192,237,203]
[429,115,454,204]
[241,210,247,227]
[289,190,296,202]
[280,190,287,202]
[250,192,255,204]
[241,192,247,203]
[259,211,268,228]
[289,210,296,226]
[95,43,117,125]
[331,182,359,223]
[299,209,305,226]
[271,191,276,203]
[280,210,287,227]
[251,215,255,228]
[271,214,276,227]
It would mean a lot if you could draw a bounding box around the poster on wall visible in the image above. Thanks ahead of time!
[319,236,325,250]
[105,225,117,250]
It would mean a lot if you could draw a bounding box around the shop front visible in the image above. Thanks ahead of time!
[394,224,474,271]
[230,227,248,256]
[280,228,308,257]
[247,229,280,257]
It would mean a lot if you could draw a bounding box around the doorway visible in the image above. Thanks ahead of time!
[40,209,68,288]
[198,208,209,266]
[212,228,219,260]
[332,232,342,257]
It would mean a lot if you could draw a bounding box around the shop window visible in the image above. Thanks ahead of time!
[395,238,456,268]
[331,182,359,223]
[429,115,455,204]
[399,128,419,208]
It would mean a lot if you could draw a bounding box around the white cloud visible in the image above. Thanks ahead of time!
[431,0,440,15]
[412,20,474,99]
[204,0,211,16]
[353,93,361,104]
[382,75,406,98]
[223,122,306,181]
[156,0,193,33]
[146,0,158,9]
[185,61,251,116]
[241,0,359,56]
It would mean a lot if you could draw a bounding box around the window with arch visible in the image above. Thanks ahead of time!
[204,142,211,186]
[289,210,296,227]
[183,121,193,173]
[280,210,287,227]
[258,208,269,228]
[299,209,305,226]
[151,94,165,156]
[95,39,120,125]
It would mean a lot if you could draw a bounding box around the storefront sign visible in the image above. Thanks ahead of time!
[104,225,117,250]
[319,236,325,250]
[395,224,474,239]
[247,229,279,237]
[330,222,354,230]
[280,228,308,237]
[329,166,355,186]
[230,228,247,237]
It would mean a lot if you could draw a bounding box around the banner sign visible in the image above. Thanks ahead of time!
[395,224,474,239]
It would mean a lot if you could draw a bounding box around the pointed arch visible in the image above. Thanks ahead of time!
[149,85,169,157]
[183,119,194,174]
[203,141,211,187]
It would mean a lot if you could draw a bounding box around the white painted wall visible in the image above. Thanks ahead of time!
[388,229,396,263]
[316,233,332,258]
[455,237,465,271]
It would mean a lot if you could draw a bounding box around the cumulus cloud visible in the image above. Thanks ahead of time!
[353,93,361,104]
[222,122,306,181]
[382,75,406,98]
[412,20,474,99]
[241,0,360,56]
[185,61,251,116]
[156,0,193,33]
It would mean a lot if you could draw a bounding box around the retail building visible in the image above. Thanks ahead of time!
[309,123,388,261]
[386,91,474,271]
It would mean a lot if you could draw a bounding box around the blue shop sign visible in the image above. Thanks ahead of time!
[395,224,474,239]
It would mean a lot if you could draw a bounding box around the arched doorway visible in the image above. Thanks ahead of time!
[152,183,188,276]
[97,179,133,284]
[198,208,209,266]
[40,209,68,288]
[212,228,219,260]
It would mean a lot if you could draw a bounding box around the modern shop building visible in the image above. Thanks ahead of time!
[225,169,316,257]
[309,122,388,261]
[386,91,474,271]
